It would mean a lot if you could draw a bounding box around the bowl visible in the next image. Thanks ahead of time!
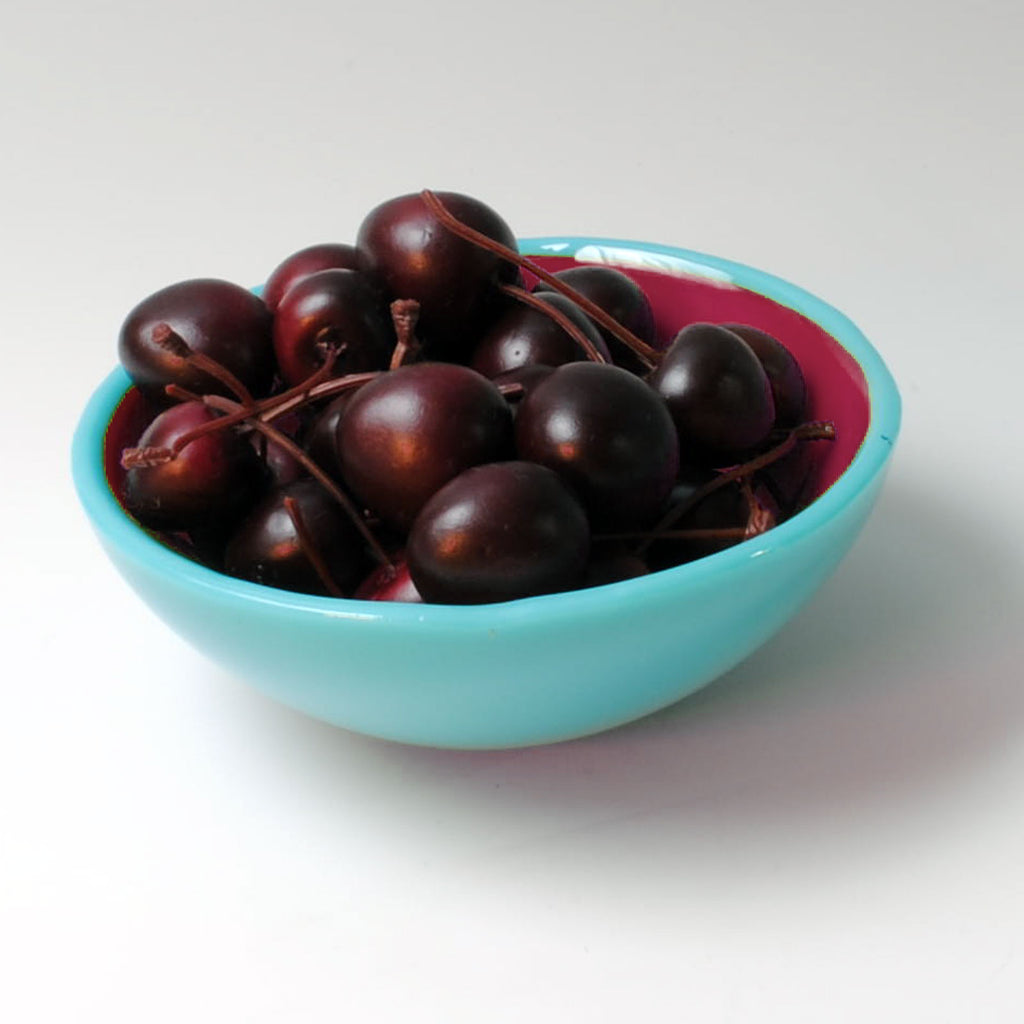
[72,236,900,749]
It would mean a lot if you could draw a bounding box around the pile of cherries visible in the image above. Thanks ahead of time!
[117,190,834,605]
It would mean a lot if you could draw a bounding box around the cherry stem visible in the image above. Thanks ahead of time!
[740,478,775,538]
[496,380,525,400]
[151,344,349,450]
[253,336,345,418]
[152,323,255,407]
[152,365,374,459]
[200,395,393,570]
[420,189,660,369]
[264,372,381,421]
[313,326,346,364]
[121,446,174,469]
[635,420,836,555]
[160,369,379,452]
[389,299,422,370]
[498,283,609,364]
[283,496,345,598]
[166,384,204,402]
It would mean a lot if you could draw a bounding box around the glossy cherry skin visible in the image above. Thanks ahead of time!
[757,443,820,517]
[515,362,679,529]
[224,479,369,596]
[535,265,657,373]
[469,292,609,377]
[262,243,363,312]
[492,364,556,413]
[356,191,519,359]
[272,268,393,388]
[721,323,807,427]
[119,279,275,403]
[353,557,423,603]
[303,393,354,482]
[407,461,590,604]
[124,401,265,532]
[648,323,775,463]
[338,362,513,531]
[250,434,305,488]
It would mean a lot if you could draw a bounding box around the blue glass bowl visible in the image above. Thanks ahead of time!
[72,238,900,748]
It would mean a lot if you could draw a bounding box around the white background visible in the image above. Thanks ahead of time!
[3,1,1023,1020]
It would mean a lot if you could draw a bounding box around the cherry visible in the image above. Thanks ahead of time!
[250,433,305,488]
[491,364,555,412]
[122,400,265,532]
[262,243,363,312]
[272,268,393,388]
[338,362,513,530]
[303,393,353,482]
[470,292,609,377]
[224,479,369,596]
[721,323,807,428]
[535,265,657,373]
[648,323,775,462]
[634,420,833,563]
[515,362,679,529]
[354,558,423,603]
[419,190,661,369]
[644,472,751,569]
[407,461,590,604]
[645,473,780,570]
[582,546,650,587]
[356,191,519,359]
[757,443,819,516]
[119,279,275,403]
[245,409,306,488]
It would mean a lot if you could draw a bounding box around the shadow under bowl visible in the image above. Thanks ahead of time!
[72,237,901,749]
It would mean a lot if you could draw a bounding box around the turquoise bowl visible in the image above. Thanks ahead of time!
[72,237,900,749]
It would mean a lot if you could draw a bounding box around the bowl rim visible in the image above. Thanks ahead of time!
[72,235,901,627]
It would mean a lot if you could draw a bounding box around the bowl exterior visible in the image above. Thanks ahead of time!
[88,470,884,747]
[73,238,900,748]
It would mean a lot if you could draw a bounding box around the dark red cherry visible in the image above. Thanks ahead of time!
[272,268,393,388]
[492,363,556,412]
[721,324,807,428]
[757,443,820,516]
[648,323,775,462]
[470,292,609,377]
[582,547,650,588]
[338,362,513,530]
[119,279,274,402]
[535,265,656,373]
[644,471,741,569]
[356,191,519,359]
[303,393,354,482]
[243,410,305,488]
[262,243,363,312]
[353,558,423,603]
[407,461,590,604]
[645,471,780,570]
[123,401,265,532]
[515,362,679,529]
[224,479,369,596]
[250,434,305,488]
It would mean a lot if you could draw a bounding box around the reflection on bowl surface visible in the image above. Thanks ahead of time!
[74,238,900,749]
